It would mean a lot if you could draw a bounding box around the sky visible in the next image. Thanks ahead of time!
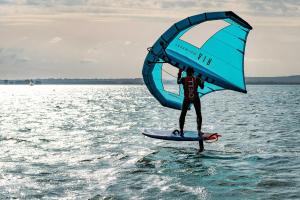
[0,0,300,79]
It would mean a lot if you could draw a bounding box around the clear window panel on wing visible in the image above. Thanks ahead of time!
[161,63,181,95]
[180,20,230,48]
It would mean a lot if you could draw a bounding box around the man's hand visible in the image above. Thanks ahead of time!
[200,78,205,85]
[178,68,183,78]
[197,75,205,89]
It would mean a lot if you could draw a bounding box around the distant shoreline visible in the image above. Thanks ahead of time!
[0,76,299,85]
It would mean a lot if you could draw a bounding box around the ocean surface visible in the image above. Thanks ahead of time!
[0,85,299,200]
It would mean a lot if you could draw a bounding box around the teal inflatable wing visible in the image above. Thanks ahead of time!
[142,11,252,110]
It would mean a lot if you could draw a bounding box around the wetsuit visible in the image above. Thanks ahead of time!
[177,70,204,133]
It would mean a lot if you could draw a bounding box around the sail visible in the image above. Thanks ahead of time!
[142,11,252,110]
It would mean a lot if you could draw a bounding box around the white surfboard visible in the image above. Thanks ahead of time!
[142,129,221,142]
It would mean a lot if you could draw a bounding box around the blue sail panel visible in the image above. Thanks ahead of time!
[200,24,250,91]
[198,82,224,96]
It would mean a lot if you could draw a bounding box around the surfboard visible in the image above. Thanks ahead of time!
[142,129,221,142]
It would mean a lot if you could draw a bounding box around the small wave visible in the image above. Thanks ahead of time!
[257,179,295,188]
[18,127,31,132]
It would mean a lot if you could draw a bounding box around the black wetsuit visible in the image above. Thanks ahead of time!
[177,76,204,133]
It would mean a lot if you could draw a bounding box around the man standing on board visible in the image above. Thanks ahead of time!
[177,67,205,152]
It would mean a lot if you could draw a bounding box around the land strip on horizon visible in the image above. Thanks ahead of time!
[1,76,300,85]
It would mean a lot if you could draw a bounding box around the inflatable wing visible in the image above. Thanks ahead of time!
[142,11,252,110]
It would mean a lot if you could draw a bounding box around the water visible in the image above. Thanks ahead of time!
[0,85,299,199]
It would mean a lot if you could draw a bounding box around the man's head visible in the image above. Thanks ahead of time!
[186,67,194,76]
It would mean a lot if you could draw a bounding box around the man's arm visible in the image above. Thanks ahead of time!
[177,69,184,84]
[197,76,205,89]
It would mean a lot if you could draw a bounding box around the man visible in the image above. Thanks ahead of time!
[177,67,205,151]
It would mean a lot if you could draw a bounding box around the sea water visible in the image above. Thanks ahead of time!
[0,85,299,199]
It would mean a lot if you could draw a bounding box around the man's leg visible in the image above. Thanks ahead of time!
[194,98,202,133]
[194,98,204,152]
[179,99,189,136]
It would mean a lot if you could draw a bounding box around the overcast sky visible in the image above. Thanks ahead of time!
[0,0,299,79]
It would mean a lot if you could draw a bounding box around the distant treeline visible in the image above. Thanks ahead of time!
[0,78,144,85]
[245,76,300,85]
[0,76,299,85]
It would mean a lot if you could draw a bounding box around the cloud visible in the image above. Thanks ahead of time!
[49,37,62,44]
[0,0,299,17]
[124,41,131,46]
[0,48,22,59]
[16,56,31,62]
[0,48,31,64]
[246,57,278,64]
[80,58,98,64]
[0,16,53,23]
[246,0,300,17]
[0,0,299,29]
